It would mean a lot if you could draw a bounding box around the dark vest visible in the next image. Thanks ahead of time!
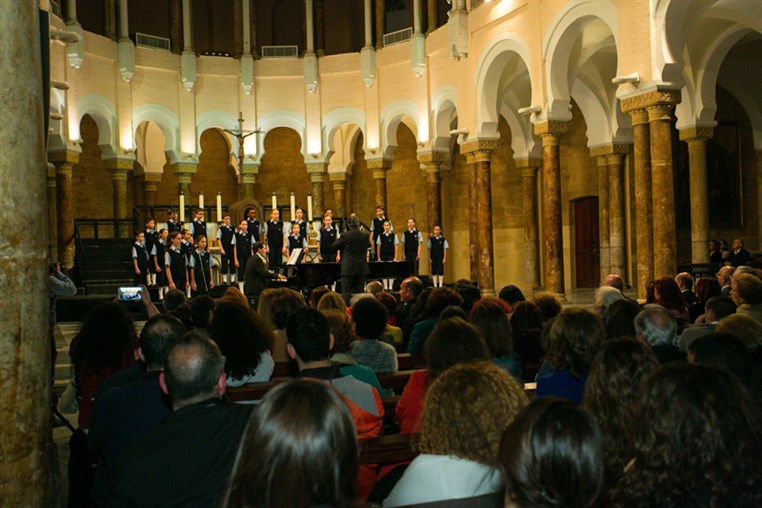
[181,240,194,259]
[371,217,387,241]
[246,218,261,240]
[287,235,303,253]
[267,221,284,249]
[320,227,337,258]
[430,236,446,261]
[219,224,235,248]
[192,220,207,240]
[235,231,253,260]
[167,248,187,284]
[166,219,182,234]
[192,250,211,291]
[378,233,396,260]
[144,229,159,256]
[403,229,420,255]
[133,242,149,270]
[293,220,308,242]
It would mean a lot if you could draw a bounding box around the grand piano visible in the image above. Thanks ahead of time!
[277,261,409,292]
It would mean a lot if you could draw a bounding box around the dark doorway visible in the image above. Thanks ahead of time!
[573,197,600,288]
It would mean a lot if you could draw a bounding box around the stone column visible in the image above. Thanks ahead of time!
[104,0,117,40]
[170,0,182,54]
[367,158,390,210]
[118,0,129,40]
[1,2,54,503]
[647,91,680,278]
[307,162,327,217]
[596,155,610,279]
[680,127,713,263]
[375,0,385,49]
[240,161,259,200]
[466,152,479,282]
[607,151,627,277]
[620,104,653,298]
[143,174,161,207]
[418,150,448,232]
[516,159,542,289]
[50,150,79,269]
[172,162,197,197]
[47,163,58,261]
[535,121,568,296]
[330,173,348,217]
[106,159,132,220]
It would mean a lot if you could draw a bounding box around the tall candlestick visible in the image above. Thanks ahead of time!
[199,192,204,210]
[179,192,185,222]
[271,193,277,211]
[290,192,296,219]
[216,192,222,222]
[307,193,313,221]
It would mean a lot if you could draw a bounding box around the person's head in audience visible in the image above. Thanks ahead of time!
[611,363,762,507]
[208,301,273,381]
[731,272,762,307]
[256,288,279,327]
[269,288,307,330]
[602,274,625,292]
[286,308,332,368]
[223,381,358,508]
[424,287,464,319]
[424,317,490,379]
[715,313,762,351]
[316,291,348,313]
[365,280,384,295]
[644,279,656,304]
[399,276,423,303]
[138,314,186,372]
[674,272,693,292]
[351,296,388,340]
[308,285,331,309]
[220,286,249,308]
[160,331,226,410]
[322,309,356,355]
[419,362,528,467]
[694,276,721,306]
[583,337,658,486]
[510,301,544,334]
[498,285,526,312]
[408,286,433,320]
[72,302,137,374]
[375,292,397,321]
[501,398,603,508]
[470,300,514,360]
[702,295,735,323]
[348,292,372,308]
[530,292,562,323]
[688,333,753,386]
[170,304,193,331]
[734,264,757,277]
[603,298,641,339]
[634,304,676,348]
[190,295,215,330]
[593,286,623,318]
[717,265,735,287]
[652,276,686,312]
[545,308,604,377]
[163,289,187,313]
[454,281,481,312]
[439,304,468,321]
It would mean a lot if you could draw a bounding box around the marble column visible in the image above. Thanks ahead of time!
[367,159,389,209]
[418,151,448,232]
[466,152,479,282]
[596,156,611,279]
[143,176,160,208]
[1,1,54,503]
[104,0,117,40]
[330,174,347,217]
[535,121,568,297]
[680,127,713,263]
[516,159,541,289]
[172,162,197,197]
[427,0,437,34]
[51,151,79,269]
[47,163,58,261]
[475,149,496,296]
[647,92,680,278]
[607,152,627,277]
[106,159,132,220]
[307,162,327,217]
[240,162,258,200]
[375,0,385,49]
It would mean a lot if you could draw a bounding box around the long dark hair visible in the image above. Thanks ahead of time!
[208,301,273,379]
[223,380,358,508]
[470,299,514,357]
[70,303,136,375]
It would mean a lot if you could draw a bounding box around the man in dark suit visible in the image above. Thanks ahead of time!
[244,241,285,302]
[675,272,698,305]
[727,238,752,267]
[333,215,370,305]
[108,332,252,507]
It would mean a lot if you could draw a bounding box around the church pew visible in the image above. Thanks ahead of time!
[359,433,417,465]
[397,353,426,371]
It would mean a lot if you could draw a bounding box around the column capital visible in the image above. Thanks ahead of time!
[417,149,449,166]
[328,172,347,183]
[589,143,631,158]
[679,126,714,142]
[628,108,650,126]
[171,162,198,177]
[620,89,681,114]
[533,120,568,138]
[366,157,391,172]
[310,172,326,183]
[142,172,162,184]
[460,139,499,158]
[515,158,542,177]
[48,149,80,165]
[241,160,260,175]
[104,157,134,173]
[306,161,327,174]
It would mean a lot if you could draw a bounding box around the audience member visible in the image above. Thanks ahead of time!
[223,381,358,508]
[717,265,735,296]
[498,284,525,313]
[731,272,762,323]
[652,277,689,325]
[715,314,762,399]
[208,301,275,386]
[603,298,641,339]
[509,301,546,370]
[530,292,562,323]
[316,290,348,313]
[376,291,403,343]
[261,288,307,361]
[644,279,656,304]
[189,295,215,329]
[408,287,464,354]
[220,286,250,307]
[308,285,331,308]
[678,295,735,352]
[396,317,491,435]
[402,286,432,343]
[384,362,528,506]
[610,364,762,507]
[439,304,468,321]
[454,280,482,313]
[593,285,623,318]
[690,276,721,323]
[109,332,253,506]
[708,239,723,263]
[688,333,753,388]
[726,237,751,267]
[162,289,186,312]
[634,304,684,364]
[602,273,625,292]
[584,338,658,489]
[535,308,603,404]
[365,280,385,295]
[675,272,697,305]
[323,309,384,394]
[349,296,398,373]
[470,299,522,380]
[395,276,423,333]
[501,398,603,508]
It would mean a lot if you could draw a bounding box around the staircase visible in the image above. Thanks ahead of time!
[78,238,134,295]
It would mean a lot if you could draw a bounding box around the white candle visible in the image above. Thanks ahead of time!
[199,192,204,210]
[271,193,277,211]
[290,192,296,219]
[307,193,313,221]
[216,192,222,222]
[179,192,185,222]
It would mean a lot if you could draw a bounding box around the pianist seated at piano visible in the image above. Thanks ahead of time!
[243,242,286,303]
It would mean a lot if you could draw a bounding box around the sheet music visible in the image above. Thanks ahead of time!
[287,248,302,265]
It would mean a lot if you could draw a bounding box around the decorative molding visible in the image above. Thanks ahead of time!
[103,158,134,172]
[620,89,681,114]
[514,158,543,171]
[366,158,391,171]
[306,162,327,175]
[417,150,449,166]
[589,144,631,158]
[459,139,499,156]
[533,120,568,137]
[48,150,80,165]
[679,127,714,142]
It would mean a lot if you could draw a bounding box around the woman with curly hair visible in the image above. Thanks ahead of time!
[208,300,275,386]
[408,287,464,354]
[224,381,358,508]
[653,276,689,325]
[583,338,658,489]
[470,299,522,380]
[500,398,604,508]
[384,362,528,507]
[535,308,603,404]
[610,363,762,507]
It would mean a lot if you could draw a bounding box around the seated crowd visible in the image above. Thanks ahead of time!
[63,269,762,507]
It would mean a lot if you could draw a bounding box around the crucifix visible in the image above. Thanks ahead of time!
[224,112,262,200]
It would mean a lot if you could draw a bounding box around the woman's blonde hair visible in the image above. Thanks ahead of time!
[316,291,348,313]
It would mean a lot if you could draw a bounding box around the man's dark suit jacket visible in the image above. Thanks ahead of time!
[109,398,252,507]
[728,248,752,267]
[333,227,370,276]
[243,253,278,298]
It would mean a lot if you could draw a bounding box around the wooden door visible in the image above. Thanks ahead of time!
[573,197,600,288]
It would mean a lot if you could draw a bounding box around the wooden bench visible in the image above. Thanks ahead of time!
[397,353,426,371]
[359,433,417,465]
[377,370,421,393]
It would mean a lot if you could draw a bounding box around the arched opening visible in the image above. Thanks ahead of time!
[196,128,239,208]
[258,127,310,222]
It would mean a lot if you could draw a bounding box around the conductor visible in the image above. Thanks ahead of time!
[332,215,370,305]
